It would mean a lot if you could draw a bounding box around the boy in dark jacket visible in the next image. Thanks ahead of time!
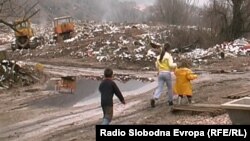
[99,68,125,125]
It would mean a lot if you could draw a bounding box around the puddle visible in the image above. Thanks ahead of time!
[30,79,153,108]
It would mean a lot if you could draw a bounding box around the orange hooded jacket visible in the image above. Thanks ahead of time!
[174,68,197,96]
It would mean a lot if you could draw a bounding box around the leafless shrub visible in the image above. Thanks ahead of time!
[0,0,39,31]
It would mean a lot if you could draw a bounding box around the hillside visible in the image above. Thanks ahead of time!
[33,0,145,24]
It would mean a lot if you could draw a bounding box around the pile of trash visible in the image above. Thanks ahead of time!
[0,60,42,89]
[180,38,250,65]
[0,33,14,45]
[8,22,162,67]
[3,21,250,69]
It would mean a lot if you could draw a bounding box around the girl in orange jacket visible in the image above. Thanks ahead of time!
[174,60,197,104]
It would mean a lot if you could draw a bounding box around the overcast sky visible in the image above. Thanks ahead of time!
[119,0,208,7]
[119,0,155,6]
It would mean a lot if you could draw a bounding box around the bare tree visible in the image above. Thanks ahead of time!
[203,0,250,41]
[151,0,198,25]
[0,0,39,32]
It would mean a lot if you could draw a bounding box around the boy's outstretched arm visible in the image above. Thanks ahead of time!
[113,82,126,104]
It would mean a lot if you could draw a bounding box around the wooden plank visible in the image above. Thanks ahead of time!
[172,104,222,112]
[190,104,222,108]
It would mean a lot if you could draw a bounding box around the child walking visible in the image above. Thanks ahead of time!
[99,68,126,125]
[150,43,177,107]
[174,60,197,104]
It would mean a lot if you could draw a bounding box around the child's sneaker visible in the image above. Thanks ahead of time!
[189,100,195,104]
[168,101,173,106]
[187,97,195,104]
[150,99,155,108]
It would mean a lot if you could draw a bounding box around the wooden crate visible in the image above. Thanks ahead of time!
[55,76,76,94]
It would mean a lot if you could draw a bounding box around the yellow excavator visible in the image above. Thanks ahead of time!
[11,20,43,51]
[53,16,75,41]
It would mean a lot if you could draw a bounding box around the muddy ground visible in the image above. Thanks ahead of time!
[0,55,250,141]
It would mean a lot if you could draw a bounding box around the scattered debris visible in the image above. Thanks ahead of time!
[0,60,44,89]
